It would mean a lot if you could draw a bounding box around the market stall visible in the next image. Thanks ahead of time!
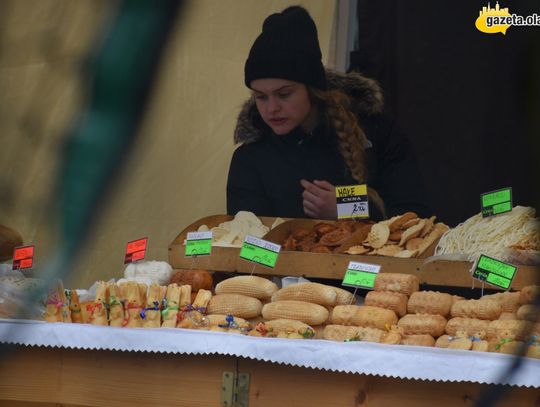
[1,210,539,406]
[0,320,539,406]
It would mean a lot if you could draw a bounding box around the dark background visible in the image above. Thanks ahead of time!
[350,0,540,227]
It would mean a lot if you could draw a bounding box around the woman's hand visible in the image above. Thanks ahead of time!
[300,179,337,220]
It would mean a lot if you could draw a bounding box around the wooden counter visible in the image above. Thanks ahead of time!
[170,244,539,290]
[0,345,538,407]
[169,215,539,291]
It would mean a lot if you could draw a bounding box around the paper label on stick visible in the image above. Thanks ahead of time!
[12,245,35,270]
[481,187,512,218]
[336,184,369,219]
[124,237,148,264]
[342,261,380,289]
[185,231,212,257]
[239,235,280,268]
[472,254,517,290]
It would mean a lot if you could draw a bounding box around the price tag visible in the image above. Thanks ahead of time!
[481,187,512,218]
[12,245,35,270]
[472,254,517,290]
[336,184,369,219]
[341,261,381,289]
[185,231,212,257]
[239,235,280,268]
[124,237,148,264]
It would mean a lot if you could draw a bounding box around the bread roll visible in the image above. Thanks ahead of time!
[215,275,278,300]
[374,273,419,296]
[365,291,408,317]
[107,283,124,327]
[89,281,109,326]
[451,299,502,320]
[435,335,452,348]
[380,326,403,345]
[161,283,181,328]
[192,289,212,310]
[271,282,337,306]
[262,300,328,325]
[400,334,435,347]
[472,340,489,352]
[323,324,384,342]
[331,305,398,330]
[451,295,465,305]
[142,283,163,328]
[169,269,213,292]
[67,290,83,324]
[519,285,540,305]
[516,304,540,322]
[498,312,517,320]
[407,291,453,317]
[207,294,262,319]
[263,319,315,339]
[202,314,249,329]
[179,285,191,308]
[80,301,93,324]
[498,341,525,355]
[482,291,521,313]
[446,317,490,337]
[332,286,356,306]
[447,336,473,350]
[397,314,447,337]
[487,319,533,341]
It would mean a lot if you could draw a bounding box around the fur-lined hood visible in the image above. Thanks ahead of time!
[234,70,384,144]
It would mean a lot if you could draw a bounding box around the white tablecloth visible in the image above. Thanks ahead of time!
[1,318,539,388]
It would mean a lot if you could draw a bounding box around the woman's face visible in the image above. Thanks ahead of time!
[250,78,317,135]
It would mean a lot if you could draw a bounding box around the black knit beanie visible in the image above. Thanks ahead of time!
[244,6,327,90]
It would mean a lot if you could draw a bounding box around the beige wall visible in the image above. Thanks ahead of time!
[0,0,336,288]
[0,0,118,269]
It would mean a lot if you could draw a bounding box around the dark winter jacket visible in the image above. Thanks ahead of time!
[226,70,432,220]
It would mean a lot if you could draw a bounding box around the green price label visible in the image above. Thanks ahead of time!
[486,273,511,290]
[185,231,212,257]
[481,187,512,218]
[239,236,280,268]
[472,254,517,290]
[341,261,381,289]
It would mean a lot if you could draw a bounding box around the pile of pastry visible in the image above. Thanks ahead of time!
[282,220,372,253]
[43,271,540,359]
[43,278,213,328]
[280,212,449,258]
[43,268,214,327]
[344,212,449,258]
[210,275,358,338]
[325,274,540,359]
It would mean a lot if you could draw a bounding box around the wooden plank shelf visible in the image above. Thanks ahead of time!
[0,346,537,407]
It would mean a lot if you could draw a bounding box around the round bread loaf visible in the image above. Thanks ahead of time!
[170,269,213,292]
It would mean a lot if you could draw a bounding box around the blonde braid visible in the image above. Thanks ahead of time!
[310,88,387,219]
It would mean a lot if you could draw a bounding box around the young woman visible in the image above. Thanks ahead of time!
[227,6,431,221]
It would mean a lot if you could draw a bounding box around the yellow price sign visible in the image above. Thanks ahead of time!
[335,184,369,219]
